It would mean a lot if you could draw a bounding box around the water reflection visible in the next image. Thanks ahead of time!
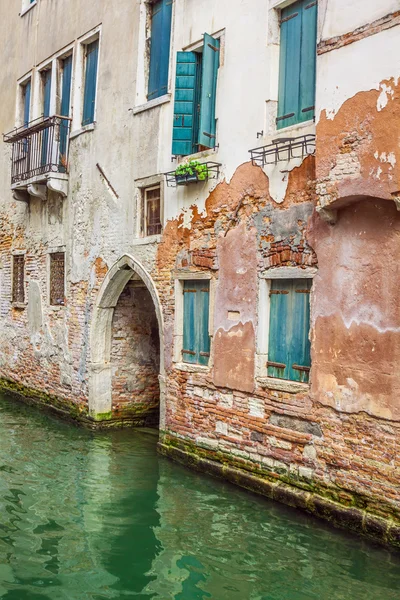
[0,395,400,600]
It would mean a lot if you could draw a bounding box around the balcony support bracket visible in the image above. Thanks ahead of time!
[47,177,68,198]
[12,189,29,203]
[28,183,47,201]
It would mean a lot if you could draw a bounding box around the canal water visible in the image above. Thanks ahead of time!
[0,393,399,599]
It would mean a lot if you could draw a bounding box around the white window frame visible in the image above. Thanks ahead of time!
[257,266,317,392]
[173,272,216,372]
[70,26,101,135]
[21,0,37,18]
[16,73,33,127]
[134,174,164,242]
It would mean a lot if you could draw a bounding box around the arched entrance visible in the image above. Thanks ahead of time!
[88,255,165,428]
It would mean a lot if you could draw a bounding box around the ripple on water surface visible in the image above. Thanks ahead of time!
[0,393,400,600]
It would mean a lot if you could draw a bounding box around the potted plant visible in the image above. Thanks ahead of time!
[174,161,209,185]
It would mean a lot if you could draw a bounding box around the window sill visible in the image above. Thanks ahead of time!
[132,234,162,246]
[20,1,37,17]
[174,362,210,374]
[177,147,218,163]
[258,377,309,394]
[11,302,27,310]
[133,94,171,115]
[273,119,315,138]
[69,123,95,140]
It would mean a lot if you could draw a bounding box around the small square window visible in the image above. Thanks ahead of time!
[49,252,65,306]
[142,186,162,237]
[182,280,210,366]
[12,255,25,304]
[267,278,311,382]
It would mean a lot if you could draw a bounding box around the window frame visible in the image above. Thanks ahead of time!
[20,0,37,17]
[49,251,66,307]
[147,0,173,102]
[11,252,26,306]
[143,185,163,237]
[173,272,216,372]
[257,267,316,390]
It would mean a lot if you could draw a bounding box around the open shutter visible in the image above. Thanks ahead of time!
[82,40,99,126]
[23,81,31,126]
[290,279,311,382]
[299,0,317,124]
[198,33,220,148]
[60,55,72,168]
[182,282,197,364]
[172,52,199,156]
[277,2,301,129]
[267,280,291,379]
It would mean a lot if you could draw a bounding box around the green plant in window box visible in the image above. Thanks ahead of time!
[174,160,209,185]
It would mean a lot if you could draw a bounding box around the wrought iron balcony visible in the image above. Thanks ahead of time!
[3,115,71,186]
[249,134,316,167]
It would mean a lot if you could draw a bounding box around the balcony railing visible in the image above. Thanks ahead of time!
[3,115,71,185]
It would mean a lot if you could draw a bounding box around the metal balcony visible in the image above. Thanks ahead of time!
[3,115,71,196]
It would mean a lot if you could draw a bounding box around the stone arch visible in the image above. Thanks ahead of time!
[88,254,165,427]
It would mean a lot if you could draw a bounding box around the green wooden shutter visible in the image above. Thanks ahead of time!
[82,40,99,126]
[148,0,173,101]
[198,33,220,148]
[182,280,210,365]
[290,279,311,382]
[59,55,72,169]
[172,52,199,156]
[299,0,317,124]
[267,280,291,379]
[277,0,317,129]
[23,80,31,126]
[267,279,311,382]
[277,2,301,129]
[41,70,52,166]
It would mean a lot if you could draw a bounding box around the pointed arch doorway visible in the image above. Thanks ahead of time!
[89,255,165,428]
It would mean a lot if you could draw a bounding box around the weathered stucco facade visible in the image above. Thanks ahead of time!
[0,0,400,546]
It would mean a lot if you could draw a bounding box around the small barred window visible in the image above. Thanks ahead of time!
[50,252,65,306]
[12,255,25,304]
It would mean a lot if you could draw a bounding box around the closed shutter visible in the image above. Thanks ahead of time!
[172,52,199,156]
[148,0,173,101]
[277,0,317,129]
[267,279,311,382]
[182,280,210,365]
[59,55,72,168]
[198,33,220,148]
[42,70,52,165]
[82,40,99,126]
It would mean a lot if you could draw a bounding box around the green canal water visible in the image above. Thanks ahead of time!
[0,394,400,599]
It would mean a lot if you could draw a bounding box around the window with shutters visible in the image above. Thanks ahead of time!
[267,279,311,382]
[277,0,317,130]
[172,33,220,157]
[12,255,25,304]
[182,280,211,366]
[49,252,65,306]
[82,39,99,126]
[142,186,162,237]
[147,0,173,101]
[21,79,31,127]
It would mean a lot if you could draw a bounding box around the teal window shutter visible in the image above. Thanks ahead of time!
[82,40,99,126]
[172,52,199,156]
[277,0,317,129]
[41,70,52,165]
[59,55,72,169]
[198,33,220,148]
[182,281,210,365]
[23,80,31,126]
[267,279,311,382]
[148,0,173,101]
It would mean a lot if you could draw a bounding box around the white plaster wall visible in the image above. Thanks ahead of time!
[320,0,399,39]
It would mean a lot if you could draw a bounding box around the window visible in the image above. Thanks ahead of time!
[267,279,311,382]
[172,33,220,156]
[12,255,25,304]
[182,280,210,365]
[142,186,162,236]
[49,252,65,306]
[59,55,73,168]
[277,0,317,130]
[82,39,99,126]
[148,0,173,101]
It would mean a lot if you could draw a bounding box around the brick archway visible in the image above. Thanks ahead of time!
[88,254,165,427]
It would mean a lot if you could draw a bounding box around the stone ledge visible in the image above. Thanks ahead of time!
[158,439,400,550]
